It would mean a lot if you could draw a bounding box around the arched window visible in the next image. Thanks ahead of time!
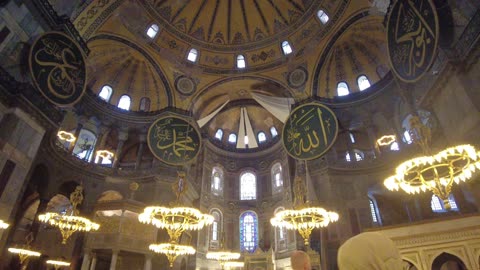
[187,48,198,62]
[349,132,355,143]
[317,10,329,24]
[403,130,413,144]
[139,97,150,111]
[215,129,223,140]
[98,85,113,101]
[390,142,400,151]
[281,41,293,55]
[357,75,371,91]
[228,133,237,144]
[369,199,379,223]
[270,126,278,138]
[211,167,223,196]
[236,54,246,69]
[72,129,97,162]
[209,209,222,249]
[257,132,266,143]
[345,150,364,162]
[117,95,131,110]
[431,194,459,212]
[337,82,349,96]
[271,163,283,193]
[274,207,287,251]
[146,24,159,39]
[240,172,256,200]
[240,211,258,252]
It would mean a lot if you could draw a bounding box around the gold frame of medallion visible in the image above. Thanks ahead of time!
[147,114,202,166]
[386,0,439,83]
[28,31,87,107]
[282,102,339,161]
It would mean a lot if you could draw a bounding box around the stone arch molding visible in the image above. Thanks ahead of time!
[428,250,470,270]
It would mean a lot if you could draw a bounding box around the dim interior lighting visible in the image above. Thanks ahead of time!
[377,135,396,146]
[206,251,241,269]
[384,144,480,209]
[0,219,9,229]
[96,150,114,159]
[225,261,245,268]
[46,259,70,269]
[57,131,76,142]
[38,186,99,244]
[8,248,41,265]
[149,243,196,267]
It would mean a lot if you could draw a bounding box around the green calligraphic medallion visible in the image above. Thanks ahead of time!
[387,0,439,82]
[282,103,338,160]
[29,32,87,106]
[147,115,201,166]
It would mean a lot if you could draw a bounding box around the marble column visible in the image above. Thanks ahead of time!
[112,130,129,169]
[346,133,356,162]
[90,254,97,270]
[80,251,90,270]
[144,254,152,270]
[29,198,49,242]
[69,116,88,153]
[110,250,119,270]
[365,121,380,158]
[135,134,146,170]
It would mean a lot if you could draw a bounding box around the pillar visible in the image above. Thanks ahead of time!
[80,250,90,270]
[135,134,146,170]
[90,254,97,270]
[112,130,129,169]
[365,120,380,158]
[29,198,49,242]
[110,250,119,270]
[91,125,111,163]
[143,254,152,270]
[69,116,88,153]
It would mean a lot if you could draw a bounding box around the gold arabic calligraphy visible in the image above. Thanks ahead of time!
[153,121,198,160]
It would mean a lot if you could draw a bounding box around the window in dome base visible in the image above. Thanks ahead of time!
[215,129,223,140]
[187,48,198,62]
[228,133,237,144]
[117,95,131,111]
[237,55,246,69]
[358,75,371,91]
[281,41,293,55]
[317,10,329,24]
[99,85,113,101]
[146,24,159,39]
[337,82,350,96]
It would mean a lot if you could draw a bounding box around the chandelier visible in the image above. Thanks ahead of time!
[384,144,480,209]
[39,186,100,244]
[46,259,70,270]
[0,219,9,229]
[8,247,41,265]
[96,150,114,160]
[206,251,241,269]
[149,243,196,267]
[225,261,245,268]
[57,131,76,142]
[384,115,480,210]
[270,176,339,246]
[377,135,396,146]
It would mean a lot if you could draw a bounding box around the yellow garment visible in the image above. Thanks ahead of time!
[337,232,403,270]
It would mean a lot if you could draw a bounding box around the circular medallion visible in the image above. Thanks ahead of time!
[29,32,87,106]
[288,67,308,88]
[387,0,439,82]
[147,115,201,165]
[175,76,196,96]
[282,103,338,160]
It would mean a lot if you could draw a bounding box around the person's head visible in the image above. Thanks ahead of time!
[290,250,311,270]
[337,232,403,270]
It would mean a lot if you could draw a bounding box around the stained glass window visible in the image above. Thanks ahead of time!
[240,172,256,200]
[240,211,258,252]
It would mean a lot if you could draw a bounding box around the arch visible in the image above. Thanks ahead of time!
[228,133,237,144]
[337,81,350,96]
[257,131,267,143]
[28,164,50,198]
[271,162,283,194]
[273,207,287,251]
[57,181,81,198]
[240,171,256,200]
[211,167,224,196]
[97,190,124,202]
[431,252,468,270]
[402,259,419,270]
[239,211,258,252]
[357,75,371,91]
[118,95,132,110]
[98,85,113,101]
[72,129,97,162]
[139,97,151,111]
[209,208,223,249]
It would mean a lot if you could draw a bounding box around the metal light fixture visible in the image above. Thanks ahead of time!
[46,259,70,270]
[270,176,339,246]
[39,186,100,244]
[96,150,114,160]
[225,261,245,268]
[0,219,9,229]
[149,243,196,267]
[206,233,241,270]
[57,131,76,142]
[8,247,41,266]
[377,135,396,146]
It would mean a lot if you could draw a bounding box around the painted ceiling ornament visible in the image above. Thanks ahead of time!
[29,31,87,106]
[147,114,202,165]
[387,0,439,82]
[282,103,339,160]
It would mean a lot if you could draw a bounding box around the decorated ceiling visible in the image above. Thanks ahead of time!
[74,0,391,149]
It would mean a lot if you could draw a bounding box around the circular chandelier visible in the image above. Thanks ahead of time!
[149,243,196,267]
[384,144,480,209]
[8,247,41,265]
[38,186,100,244]
[206,251,241,270]
[270,207,339,246]
[0,219,9,229]
[46,259,70,270]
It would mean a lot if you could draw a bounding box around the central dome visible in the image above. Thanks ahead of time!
[143,0,322,50]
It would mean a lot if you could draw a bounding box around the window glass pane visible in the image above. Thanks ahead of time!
[72,129,97,162]
[403,130,413,144]
[212,221,218,241]
[337,82,349,96]
[211,168,223,195]
[281,41,292,55]
[237,55,246,69]
[118,95,131,110]
[317,10,329,24]
[369,200,378,223]
[349,132,355,143]
[187,48,198,62]
[139,97,150,111]
[240,212,257,252]
[240,172,256,200]
[228,133,237,144]
[355,152,363,161]
[431,195,444,212]
[258,132,266,143]
[99,85,112,101]
[215,129,223,140]
[358,75,371,91]
[390,142,399,151]
[345,152,351,162]
[448,194,458,210]
[270,126,278,137]
[147,24,159,38]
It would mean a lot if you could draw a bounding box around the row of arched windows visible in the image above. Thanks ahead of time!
[98,85,151,111]
[145,9,329,69]
[215,126,278,144]
[211,163,284,198]
[208,208,288,253]
[337,75,372,96]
